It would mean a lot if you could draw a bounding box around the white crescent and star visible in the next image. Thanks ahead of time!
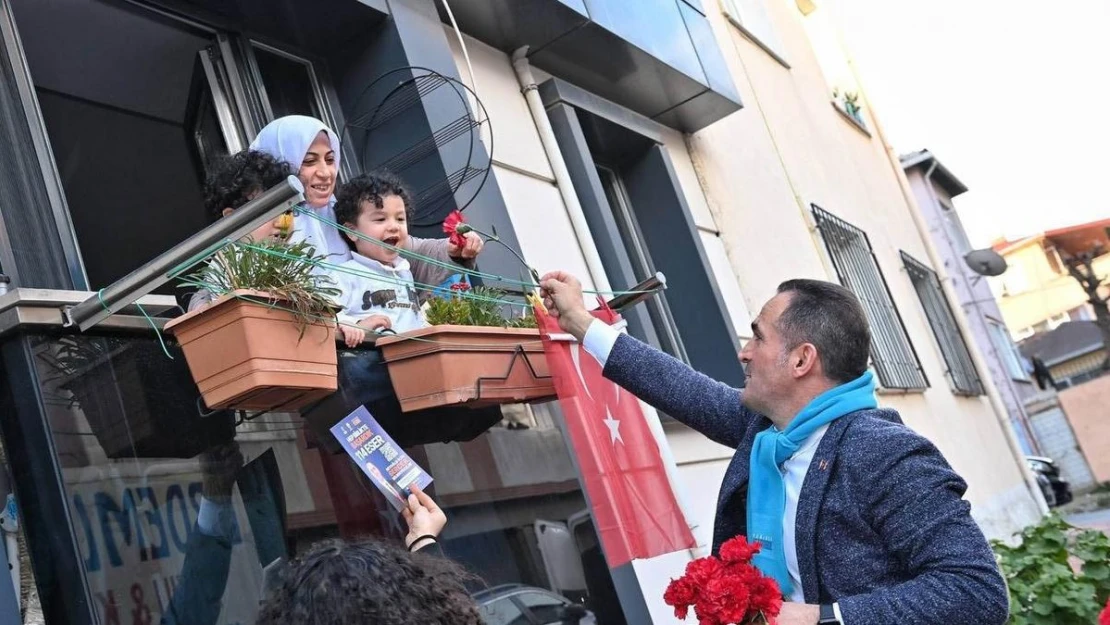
[570,343,624,446]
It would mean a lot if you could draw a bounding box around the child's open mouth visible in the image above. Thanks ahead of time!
[382,236,400,247]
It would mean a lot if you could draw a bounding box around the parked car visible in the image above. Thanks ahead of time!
[474,585,597,625]
[1027,456,1073,507]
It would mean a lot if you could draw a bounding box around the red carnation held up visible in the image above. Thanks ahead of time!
[443,210,467,249]
[663,536,783,625]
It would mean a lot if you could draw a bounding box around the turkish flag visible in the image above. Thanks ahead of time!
[538,300,695,568]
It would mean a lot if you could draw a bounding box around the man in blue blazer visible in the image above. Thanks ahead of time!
[540,272,1009,625]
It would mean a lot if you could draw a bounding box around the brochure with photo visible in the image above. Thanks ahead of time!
[330,406,433,512]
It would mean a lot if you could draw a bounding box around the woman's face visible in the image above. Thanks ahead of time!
[299,131,337,207]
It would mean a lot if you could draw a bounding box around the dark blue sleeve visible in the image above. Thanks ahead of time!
[160,527,233,625]
[837,425,1009,625]
[602,333,756,449]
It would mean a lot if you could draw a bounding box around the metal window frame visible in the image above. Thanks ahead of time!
[241,39,355,179]
[811,205,929,390]
[595,164,691,364]
[0,0,88,289]
[900,251,984,396]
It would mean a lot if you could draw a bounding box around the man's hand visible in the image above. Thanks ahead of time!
[402,485,447,551]
[337,324,366,348]
[776,603,820,625]
[357,315,393,332]
[447,231,483,260]
[539,271,594,341]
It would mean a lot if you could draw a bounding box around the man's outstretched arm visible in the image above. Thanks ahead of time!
[541,271,759,449]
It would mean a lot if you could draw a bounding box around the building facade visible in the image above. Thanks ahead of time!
[901,149,1041,455]
[990,219,1110,344]
[0,0,1043,623]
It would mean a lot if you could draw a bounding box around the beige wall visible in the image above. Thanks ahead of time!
[443,0,1041,550]
[994,240,1110,334]
[1057,376,1110,483]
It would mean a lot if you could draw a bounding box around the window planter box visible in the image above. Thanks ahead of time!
[377,325,556,412]
[164,289,338,411]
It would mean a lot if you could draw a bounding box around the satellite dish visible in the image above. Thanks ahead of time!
[964,249,1008,277]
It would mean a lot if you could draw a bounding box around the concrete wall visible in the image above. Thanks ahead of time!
[1025,391,1097,491]
[1057,376,1110,484]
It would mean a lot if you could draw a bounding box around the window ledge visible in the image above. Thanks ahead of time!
[875,386,928,396]
[724,15,791,70]
[832,101,871,137]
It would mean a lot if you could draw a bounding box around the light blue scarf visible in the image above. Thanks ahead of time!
[746,371,877,596]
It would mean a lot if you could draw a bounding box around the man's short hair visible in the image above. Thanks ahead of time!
[203,150,292,220]
[776,279,872,384]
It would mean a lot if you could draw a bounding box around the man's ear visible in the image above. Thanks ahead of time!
[791,343,820,379]
[222,207,234,218]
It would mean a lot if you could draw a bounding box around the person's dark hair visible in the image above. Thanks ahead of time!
[256,538,483,625]
[776,279,871,384]
[203,150,292,220]
[334,170,413,230]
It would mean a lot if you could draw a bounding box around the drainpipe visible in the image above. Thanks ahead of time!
[510,47,611,294]
[511,47,701,539]
[862,102,1049,515]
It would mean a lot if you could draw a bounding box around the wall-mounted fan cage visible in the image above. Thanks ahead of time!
[342,67,493,228]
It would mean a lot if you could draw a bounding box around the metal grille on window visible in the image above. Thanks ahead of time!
[811,205,928,390]
[900,252,984,395]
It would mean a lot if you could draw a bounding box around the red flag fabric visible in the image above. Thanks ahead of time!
[538,300,695,568]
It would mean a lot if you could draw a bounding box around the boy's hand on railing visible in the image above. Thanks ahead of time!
[357,315,392,332]
[337,324,366,348]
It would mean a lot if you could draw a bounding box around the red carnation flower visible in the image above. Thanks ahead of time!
[1099,597,1110,625]
[720,536,761,564]
[684,557,725,586]
[703,577,751,624]
[449,281,471,292]
[663,536,783,625]
[664,578,696,620]
[443,210,467,248]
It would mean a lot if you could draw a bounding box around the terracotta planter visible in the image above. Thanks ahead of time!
[376,325,555,412]
[164,290,338,411]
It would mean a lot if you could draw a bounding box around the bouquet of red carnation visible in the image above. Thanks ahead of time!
[664,536,783,625]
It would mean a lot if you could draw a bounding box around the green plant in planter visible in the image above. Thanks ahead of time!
[182,239,341,337]
[844,92,863,118]
[991,513,1110,624]
[424,286,537,329]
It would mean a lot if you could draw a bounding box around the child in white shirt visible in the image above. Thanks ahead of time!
[332,172,473,343]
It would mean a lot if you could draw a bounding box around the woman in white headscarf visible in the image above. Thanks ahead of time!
[248,115,482,284]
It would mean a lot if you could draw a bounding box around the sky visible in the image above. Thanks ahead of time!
[832,0,1110,247]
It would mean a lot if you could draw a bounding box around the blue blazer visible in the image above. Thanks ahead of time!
[604,333,1009,625]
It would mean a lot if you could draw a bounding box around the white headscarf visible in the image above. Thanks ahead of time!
[250,115,351,263]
